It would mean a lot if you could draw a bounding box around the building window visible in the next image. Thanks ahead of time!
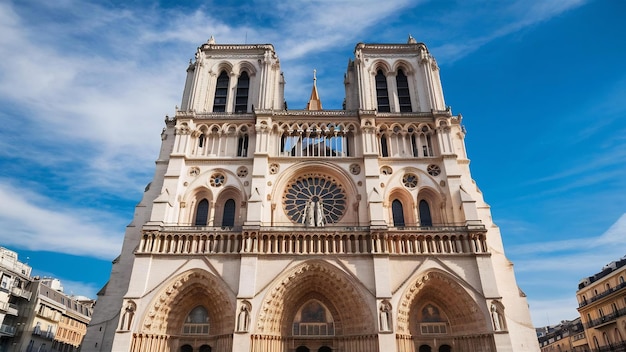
[222,199,236,227]
[198,134,205,148]
[237,134,249,157]
[292,300,335,336]
[180,345,193,352]
[375,70,390,112]
[419,200,433,227]
[183,306,210,334]
[380,135,389,157]
[235,71,249,113]
[0,274,10,290]
[213,71,229,112]
[396,69,412,112]
[195,199,209,226]
[392,200,405,227]
[199,345,212,352]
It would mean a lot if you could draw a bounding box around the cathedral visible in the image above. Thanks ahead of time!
[83,36,540,352]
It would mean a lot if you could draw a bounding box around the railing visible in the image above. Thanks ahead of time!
[0,302,16,315]
[11,286,32,300]
[0,324,15,336]
[585,307,626,328]
[579,281,626,307]
[138,226,488,256]
[292,322,335,336]
[591,342,626,352]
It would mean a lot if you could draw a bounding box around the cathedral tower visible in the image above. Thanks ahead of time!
[83,37,540,352]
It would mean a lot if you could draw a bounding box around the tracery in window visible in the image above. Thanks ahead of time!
[183,306,210,335]
[292,300,335,336]
[403,173,418,188]
[213,71,229,112]
[283,174,347,225]
[210,173,225,187]
[278,124,352,157]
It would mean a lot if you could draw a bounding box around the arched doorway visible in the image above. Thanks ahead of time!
[419,345,432,352]
[439,345,451,352]
[296,346,310,352]
[180,345,192,352]
[318,346,332,352]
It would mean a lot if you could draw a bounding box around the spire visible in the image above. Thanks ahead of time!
[305,69,323,110]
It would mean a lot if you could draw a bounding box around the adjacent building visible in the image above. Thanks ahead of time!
[577,256,626,352]
[84,36,540,352]
[13,278,94,352]
[537,318,587,352]
[0,248,33,352]
[0,247,94,352]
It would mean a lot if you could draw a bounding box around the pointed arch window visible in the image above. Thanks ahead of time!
[235,71,249,113]
[380,135,389,157]
[419,200,432,227]
[183,306,210,334]
[195,199,209,226]
[198,134,206,148]
[375,70,390,112]
[293,300,335,336]
[222,199,236,227]
[392,199,405,227]
[213,71,229,112]
[396,69,412,112]
[237,134,249,157]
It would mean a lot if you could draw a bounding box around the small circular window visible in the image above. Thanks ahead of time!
[402,173,418,188]
[237,166,248,178]
[427,164,441,176]
[210,173,225,187]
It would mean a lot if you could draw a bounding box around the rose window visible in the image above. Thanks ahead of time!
[402,173,418,188]
[427,164,441,176]
[210,173,225,187]
[283,174,347,225]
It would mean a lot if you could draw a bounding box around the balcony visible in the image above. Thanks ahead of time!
[579,281,626,308]
[138,224,488,256]
[0,324,16,337]
[585,307,626,329]
[11,286,32,300]
[0,302,18,316]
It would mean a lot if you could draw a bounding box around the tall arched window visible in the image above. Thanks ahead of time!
[392,200,405,227]
[199,134,205,148]
[213,71,229,112]
[235,72,249,113]
[380,135,389,157]
[375,70,390,112]
[419,200,433,227]
[396,69,412,112]
[183,306,210,334]
[237,134,249,157]
[195,199,209,226]
[222,199,236,227]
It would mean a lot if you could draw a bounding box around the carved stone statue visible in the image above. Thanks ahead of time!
[315,201,325,227]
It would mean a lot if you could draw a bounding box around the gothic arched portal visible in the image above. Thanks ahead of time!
[397,270,496,352]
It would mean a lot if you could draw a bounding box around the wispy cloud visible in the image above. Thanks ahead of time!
[509,214,626,325]
[0,181,125,260]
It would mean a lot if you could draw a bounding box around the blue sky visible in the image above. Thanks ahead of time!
[0,0,624,327]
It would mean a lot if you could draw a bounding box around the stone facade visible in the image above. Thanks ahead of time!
[83,37,540,352]
[576,256,626,352]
